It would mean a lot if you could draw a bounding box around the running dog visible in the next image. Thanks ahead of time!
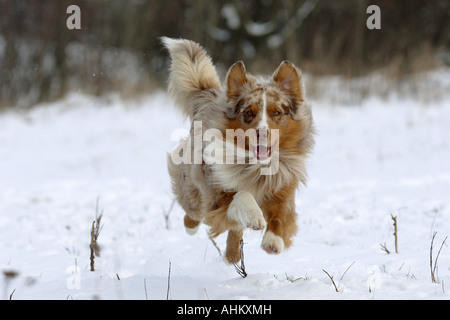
[162,37,315,264]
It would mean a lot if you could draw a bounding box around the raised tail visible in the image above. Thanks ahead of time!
[161,37,221,120]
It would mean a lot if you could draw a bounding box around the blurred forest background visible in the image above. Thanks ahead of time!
[0,0,449,108]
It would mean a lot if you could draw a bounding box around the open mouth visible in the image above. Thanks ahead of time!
[250,128,278,162]
[256,145,272,161]
[251,137,278,162]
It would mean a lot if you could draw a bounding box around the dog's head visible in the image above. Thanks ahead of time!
[225,60,312,163]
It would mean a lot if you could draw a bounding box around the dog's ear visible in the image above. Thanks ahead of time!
[272,61,304,102]
[226,61,248,100]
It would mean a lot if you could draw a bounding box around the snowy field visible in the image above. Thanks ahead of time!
[1,88,450,300]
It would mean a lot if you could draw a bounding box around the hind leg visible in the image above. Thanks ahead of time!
[178,189,202,235]
[168,160,204,235]
[184,214,201,235]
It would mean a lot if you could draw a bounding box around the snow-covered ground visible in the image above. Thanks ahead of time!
[1,89,449,300]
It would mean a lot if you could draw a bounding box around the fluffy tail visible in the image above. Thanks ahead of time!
[161,37,221,120]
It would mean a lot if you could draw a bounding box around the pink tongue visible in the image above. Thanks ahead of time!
[256,145,270,160]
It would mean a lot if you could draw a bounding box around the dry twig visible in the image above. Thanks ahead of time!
[3,270,19,300]
[90,198,103,271]
[166,260,172,300]
[380,215,399,254]
[144,277,148,300]
[391,214,398,253]
[322,269,339,292]
[208,234,222,257]
[340,261,355,281]
[9,288,16,300]
[430,231,448,283]
[233,239,248,278]
[380,242,391,254]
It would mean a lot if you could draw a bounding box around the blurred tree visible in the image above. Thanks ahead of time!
[0,0,448,108]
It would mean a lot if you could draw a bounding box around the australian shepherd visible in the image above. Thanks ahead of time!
[162,37,315,264]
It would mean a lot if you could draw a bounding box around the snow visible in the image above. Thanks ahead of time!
[1,90,449,300]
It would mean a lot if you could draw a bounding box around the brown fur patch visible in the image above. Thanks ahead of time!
[225,229,244,264]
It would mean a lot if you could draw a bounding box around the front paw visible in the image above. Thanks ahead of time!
[245,208,266,230]
[261,231,284,254]
[227,191,267,230]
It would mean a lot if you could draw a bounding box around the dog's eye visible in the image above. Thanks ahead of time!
[273,110,281,116]
[245,110,254,117]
